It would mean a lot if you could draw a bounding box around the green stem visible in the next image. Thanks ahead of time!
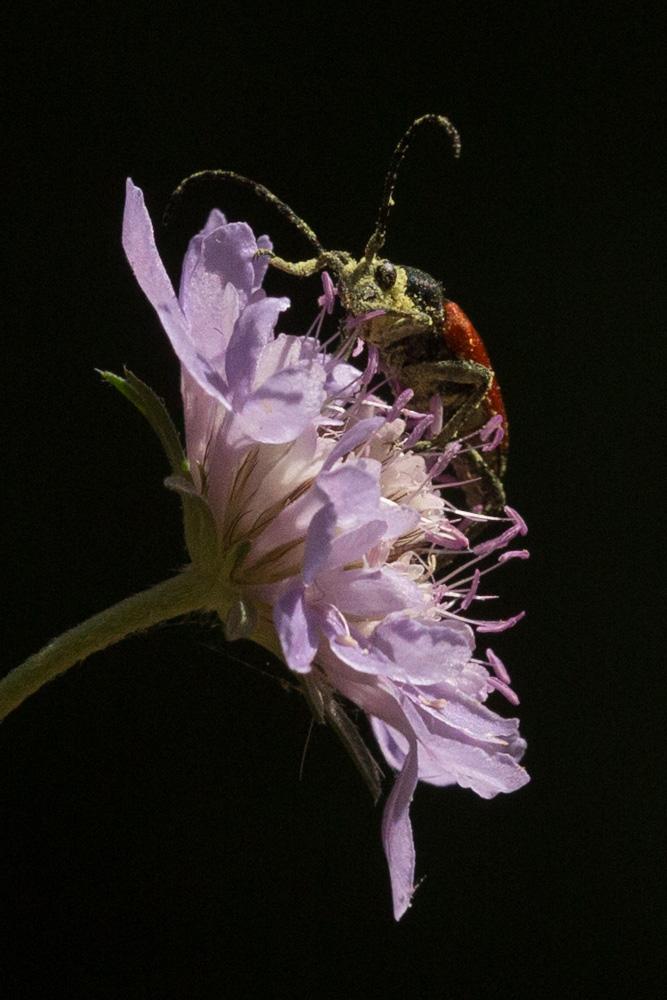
[0,567,214,722]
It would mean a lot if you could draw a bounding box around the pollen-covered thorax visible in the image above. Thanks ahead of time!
[338,254,444,346]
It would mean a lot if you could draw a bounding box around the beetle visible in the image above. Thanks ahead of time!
[165,115,508,515]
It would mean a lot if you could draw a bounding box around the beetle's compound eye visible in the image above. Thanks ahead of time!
[375,260,397,290]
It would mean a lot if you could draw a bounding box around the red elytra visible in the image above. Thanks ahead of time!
[441,299,508,451]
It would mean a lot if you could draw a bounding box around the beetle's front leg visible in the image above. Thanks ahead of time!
[255,249,324,278]
[401,357,493,446]
[255,248,350,280]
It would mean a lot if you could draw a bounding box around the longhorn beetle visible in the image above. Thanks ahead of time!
[165,115,508,515]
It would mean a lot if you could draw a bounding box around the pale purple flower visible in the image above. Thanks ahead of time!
[122,180,530,920]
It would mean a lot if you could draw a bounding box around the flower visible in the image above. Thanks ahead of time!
[122,180,530,919]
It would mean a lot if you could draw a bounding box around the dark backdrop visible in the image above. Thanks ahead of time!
[3,4,661,997]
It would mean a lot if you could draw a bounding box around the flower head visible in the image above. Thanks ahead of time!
[122,180,529,919]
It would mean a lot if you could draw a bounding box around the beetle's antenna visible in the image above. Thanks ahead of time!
[365,114,461,260]
[163,170,324,253]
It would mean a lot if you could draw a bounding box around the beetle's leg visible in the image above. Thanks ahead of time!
[256,249,324,278]
[451,448,506,520]
[256,248,352,280]
[401,357,493,444]
[322,692,384,804]
[402,358,504,515]
[300,672,383,803]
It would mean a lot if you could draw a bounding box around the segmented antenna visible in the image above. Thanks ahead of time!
[162,169,323,253]
[365,114,462,260]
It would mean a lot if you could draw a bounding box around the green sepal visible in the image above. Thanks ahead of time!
[98,367,187,476]
[99,368,218,572]
[163,474,219,572]
[218,539,251,580]
[223,597,259,641]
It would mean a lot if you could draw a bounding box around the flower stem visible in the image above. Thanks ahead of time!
[0,568,214,722]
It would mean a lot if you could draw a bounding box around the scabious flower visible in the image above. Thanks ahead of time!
[0,177,529,921]
[121,181,530,917]
[119,180,530,918]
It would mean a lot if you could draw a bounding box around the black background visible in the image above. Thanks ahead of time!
[3,4,662,997]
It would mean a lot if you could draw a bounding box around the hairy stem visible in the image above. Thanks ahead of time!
[0,568,214,722]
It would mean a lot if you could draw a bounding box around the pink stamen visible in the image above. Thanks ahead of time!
[440,500,492,522]
[428,395,444,438]
[479,413,504,440]
[486,677,520,705]
[504,505,528,536]
[404,414,435,448]
[461,569,481,610]
[481,426,505,452]
[476,611,526,633]
[317,271,338,314]
[361,345,380,385]
[403,448,459,504]
[427,442,462,478]
[444,556,513,593]
[424,526,470,551]
[473,522,525,558]
[479,414,505,452]
[388,388,414,421]
[498,549,530,563]
[486,647,511,683]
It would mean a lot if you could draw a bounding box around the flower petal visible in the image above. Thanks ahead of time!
[181,246,242,362]
[252,333,320,389]
[179,207,227,304]
[202,221,268,300]
[416,736,529,796]
[315,567,425,618]
[322,417,386,471]
[324,361,363,398]
[328,615,475,687]
[226,297,290,398]
[122,180,233,409]
[372,685,529,796]
[303,459,420,581]
[327,670,419,920]
[123,180,188,350]
[274,584,320,673]
[237,364,327,443]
